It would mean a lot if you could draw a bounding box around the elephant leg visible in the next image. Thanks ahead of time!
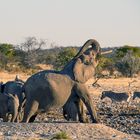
[69,102,78,121]
[11,114,17,122]
[29,114,37,122]
[11,109,18,122]
[74,84,98,123]
[17,99,26,122]
[15,110,23,122]
[22,100,39,123]
[2,113,8,122]
[63,106,69,120]
[63,101,78,121]
[76,100,85,122]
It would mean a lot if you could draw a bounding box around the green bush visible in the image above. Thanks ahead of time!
[96,56,114,76]
[115,51,140,77]
[54,47,77,70]
[51,131,71,140]
[0,44,16,70]
[116,45,140,58]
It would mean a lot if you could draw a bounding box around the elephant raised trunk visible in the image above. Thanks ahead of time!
[74,39,101,59]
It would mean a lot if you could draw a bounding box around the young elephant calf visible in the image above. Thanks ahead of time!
[0,93,19,122]
[100,91,131,103]
[63,99,85,122]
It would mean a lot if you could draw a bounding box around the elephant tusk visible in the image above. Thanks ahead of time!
[101,50,112,55]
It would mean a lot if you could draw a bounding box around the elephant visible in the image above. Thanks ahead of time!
[22,39,108,123]
[63,98,85,122]
[2,78,25,122]
[3,79,25,108]
[0,93,19,122]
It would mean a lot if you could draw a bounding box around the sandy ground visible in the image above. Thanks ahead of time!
[87,76,140,95]
[0,123,139,140]
[0,71,140,139]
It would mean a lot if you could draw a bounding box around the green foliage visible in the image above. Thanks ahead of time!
[0,44,16,70]
[0,40,140,77]
[17,37,46,69]
[96,56,114,75]
[116,51,140,77]
[51,131,71,140]
[0,43,15,57]
[116,45,140,58]
[55,47,77,70]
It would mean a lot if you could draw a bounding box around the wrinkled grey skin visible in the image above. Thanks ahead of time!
[22,39,101,123]
[0,93,19,122]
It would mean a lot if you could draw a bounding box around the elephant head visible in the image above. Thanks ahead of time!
[62,39,101,83]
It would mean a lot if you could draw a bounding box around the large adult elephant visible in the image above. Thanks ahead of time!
[22,39,107,123]
[0,93,19,122]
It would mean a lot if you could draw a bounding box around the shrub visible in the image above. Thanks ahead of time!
[116,45,140,58]
[116,51,140,77]
[96,56,114,77]
[54,47,77,70]
[0,44,17,70]
[51,131,71,140]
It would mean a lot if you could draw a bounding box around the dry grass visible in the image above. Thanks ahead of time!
[86,76,140,96]
[0,71,29,82]
[1,70,140,91]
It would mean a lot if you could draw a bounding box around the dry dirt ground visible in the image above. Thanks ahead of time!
[0,72,140,140]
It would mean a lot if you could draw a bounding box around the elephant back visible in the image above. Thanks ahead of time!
[3,81,25,104]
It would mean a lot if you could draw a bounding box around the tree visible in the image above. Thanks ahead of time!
[116,45,140,58]
[0,44,16,69]
[116,51,140,77]
[96,56,114,77]
[54,47,77,70]
[17,37,46,68]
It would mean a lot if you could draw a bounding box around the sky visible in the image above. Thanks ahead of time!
[0,0,140,48]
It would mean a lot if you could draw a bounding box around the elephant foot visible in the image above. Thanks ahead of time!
[92,118,99,123]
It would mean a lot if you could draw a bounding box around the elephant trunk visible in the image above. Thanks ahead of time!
[74,39,101,59]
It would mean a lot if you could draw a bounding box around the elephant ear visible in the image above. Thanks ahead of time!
[73,59,82,83]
